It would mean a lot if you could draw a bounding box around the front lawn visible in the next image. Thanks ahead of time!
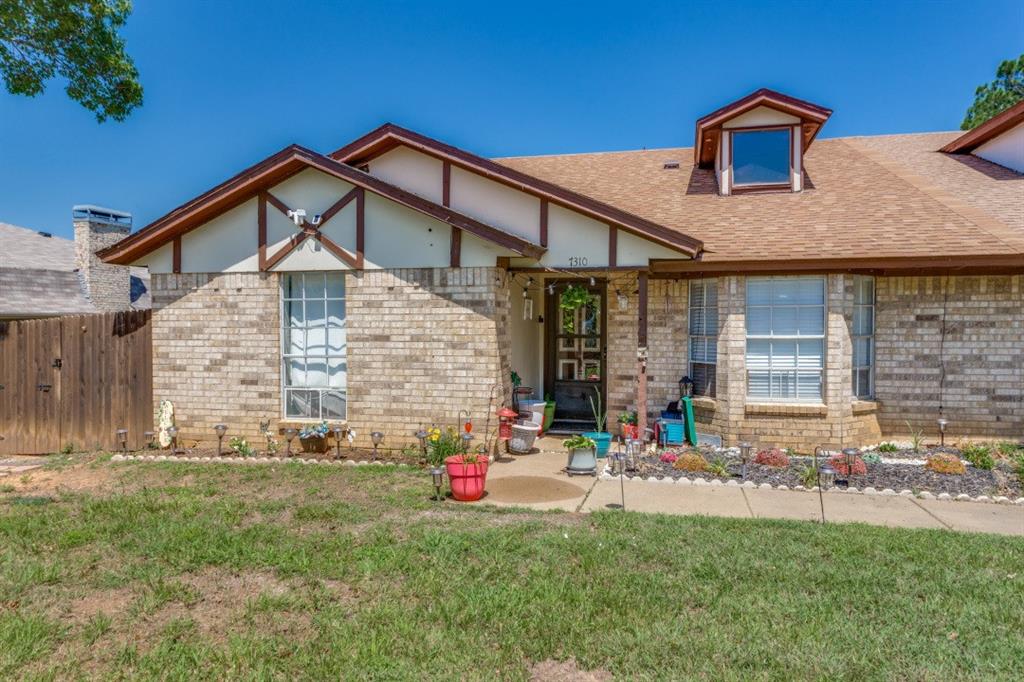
[1,456,1022,680]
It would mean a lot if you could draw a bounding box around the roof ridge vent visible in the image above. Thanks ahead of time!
[37,231,52,238]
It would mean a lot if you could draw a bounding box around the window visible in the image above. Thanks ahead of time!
[731,128,791,186]
[281,272,347,420]
[746,277,825,401]
[688,279,718,397]
[852,276,875,399]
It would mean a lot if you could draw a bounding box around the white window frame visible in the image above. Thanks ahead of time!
[688,278,718,398]
[852,275,875,399]
[745,276,826,402]
[280,272,347,421]
[729,126,793,190]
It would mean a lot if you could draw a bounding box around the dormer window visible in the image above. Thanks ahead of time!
[731,128,792,187]
[693,88,832,197]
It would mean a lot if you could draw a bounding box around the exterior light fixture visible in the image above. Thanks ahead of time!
[461,432,474,453]
[589,276,595,286]
[370,431,384,460]
[739,442,752,480]
[842,447,860,486]
[937,417,948,447]
[333,424,345,458]
[430,466,445,501]
[116,428,128,453]
[167,425,179,453]
[819,464,836,490]
[616,289,628,311]
[547,284,554,295]
[415,428,428,460]
[143,431,155,448]
[213,424,227,456]
[284,428,297,456]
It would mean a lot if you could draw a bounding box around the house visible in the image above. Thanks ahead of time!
[98,89,1024,450]
[0,206,149,319]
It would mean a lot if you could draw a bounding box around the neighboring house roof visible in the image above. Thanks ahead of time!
[496,132,1024,272]
[693,88,833,168]
[329,123,704,256]
[0,222,149,318]
[99,144,546,265]
[939,100,1024,154]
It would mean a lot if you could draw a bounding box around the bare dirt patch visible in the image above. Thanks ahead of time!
[529,658,613,681]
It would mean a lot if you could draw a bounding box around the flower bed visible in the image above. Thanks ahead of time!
[621,447,1022,499]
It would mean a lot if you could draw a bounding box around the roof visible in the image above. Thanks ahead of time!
[694,88,833,168]
[939,100,1024,154]
[329,123,703,256]
[99,144,546,265]
[0,221,149,317]
[496,132,1024,272]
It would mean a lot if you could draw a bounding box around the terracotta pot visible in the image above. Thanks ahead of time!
[621,424,638,440]
[445,454,489,501]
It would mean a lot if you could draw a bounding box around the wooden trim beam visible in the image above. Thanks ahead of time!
[315,233,360,269]
[264,190,291,218]
[318,186,360,226]
[257,193,267,270]
[356,188,365,268]
[540,199,548,247]
[263,232,309,271]
[172,237,181,273]
[443,161,461,267]
[442,160,451,205]
[637,271,648,348]
[649,254,1024,276]
[608,226,617,267]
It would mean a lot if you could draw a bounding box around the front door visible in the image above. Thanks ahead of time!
[544,280,606,431]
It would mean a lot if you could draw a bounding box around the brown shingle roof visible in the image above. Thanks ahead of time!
[496,132,1024,266]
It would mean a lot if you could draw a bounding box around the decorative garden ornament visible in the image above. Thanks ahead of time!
[157,400,175,448]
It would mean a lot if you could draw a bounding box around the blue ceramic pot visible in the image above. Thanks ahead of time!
[582,431,612,457]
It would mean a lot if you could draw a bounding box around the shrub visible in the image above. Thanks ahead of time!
[659,452,679,464]
[229,436,255,457]
[926,454,965,475]
[829,454,867,477]
[706,458,730,478]
[799,465,818,489]
[877,442,900,453]
[673,452,708,472]
[996,441,1023,457]
[754,448,790,467]
[1014,453,1024,476]
[960,443,994,470]
[862,452,881,465]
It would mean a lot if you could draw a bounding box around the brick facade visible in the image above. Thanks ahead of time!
[74,219,131,311]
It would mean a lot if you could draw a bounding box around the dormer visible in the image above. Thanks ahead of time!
[694,88,832,195]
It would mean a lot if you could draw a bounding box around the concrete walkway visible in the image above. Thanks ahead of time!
[479,439,1024,536]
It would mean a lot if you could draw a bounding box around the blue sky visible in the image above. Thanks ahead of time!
[1,0,1021,239]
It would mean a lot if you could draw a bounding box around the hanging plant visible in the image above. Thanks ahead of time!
[559,284,592,311]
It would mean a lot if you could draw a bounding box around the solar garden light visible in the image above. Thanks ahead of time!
[739,442,752,479]
[818,464,836,490]
[937,417,948,447]
[284,428,297,456]
[167,425,179,453]
[842,447,860,486]
[370,431,384,460]
[461,432,474,454]
[116,428,128,453]
[143,431,155,448]
[213,424,227,456]
[414,428,428,460]
[430,466,445,501]
[333,424,345,458]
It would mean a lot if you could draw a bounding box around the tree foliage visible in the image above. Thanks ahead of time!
[961,54,1024,130]
[0,0,142,122]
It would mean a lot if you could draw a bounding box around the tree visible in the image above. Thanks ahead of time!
[0,0,142,122]
[961,54,1024,130]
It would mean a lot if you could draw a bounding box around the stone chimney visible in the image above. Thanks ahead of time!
[73,205,132,311]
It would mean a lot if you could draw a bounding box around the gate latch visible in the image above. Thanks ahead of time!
[52,358,62,369]
[37,383,52,392]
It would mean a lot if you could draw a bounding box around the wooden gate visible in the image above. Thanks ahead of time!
[0,311,152,455]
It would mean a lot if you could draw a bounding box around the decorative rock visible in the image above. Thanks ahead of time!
[936,492,952,500]
[725,479,739,487]
[955,494,972,501]
[862,487,878,495]
[676,477,691,486]
[973,495,991,504]
[808,486,820,492]
[344,460,356,466]
[156,455,167,462]
[880,488,896,496]
[899,490,914,497]
[993,496,1010,505]
[758,483,772,490]
[846,486,858,493]
[775,485,788,491]
[918,491,935,500]
[693,478,708,486]
[793,485,805,492]
[111,454,124,461]
[1014,498,1024,505]
[741,481,756,488]
[709,479,723,487]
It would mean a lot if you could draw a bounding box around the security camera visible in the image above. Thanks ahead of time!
[287,208,307,226]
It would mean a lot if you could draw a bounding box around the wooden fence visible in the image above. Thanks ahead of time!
[0,311,152,455]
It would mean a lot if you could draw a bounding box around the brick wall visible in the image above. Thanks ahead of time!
[875,275,1023,440]
[151,272,280,445]
[75,219,131,311]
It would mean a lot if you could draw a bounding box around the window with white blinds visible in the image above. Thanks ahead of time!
[852,276,875,399]
[688,279,718,397]
[745,277,825,401]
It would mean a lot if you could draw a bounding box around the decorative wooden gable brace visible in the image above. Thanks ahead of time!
[259,187,364,271]
[98,145,545,266]
[329,124,703,258]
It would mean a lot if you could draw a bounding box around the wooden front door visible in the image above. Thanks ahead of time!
[544,280,606,430]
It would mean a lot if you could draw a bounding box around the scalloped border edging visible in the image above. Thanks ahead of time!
[110,453,408,468]
[598,464,1023,505]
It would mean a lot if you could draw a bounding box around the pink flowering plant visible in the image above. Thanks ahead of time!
[659,451,679,464]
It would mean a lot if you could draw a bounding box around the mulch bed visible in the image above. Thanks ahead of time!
[625,449,1022,499]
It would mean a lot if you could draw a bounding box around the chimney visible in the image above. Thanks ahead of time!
[73,205,133,311]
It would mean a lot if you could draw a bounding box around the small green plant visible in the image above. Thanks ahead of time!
[706,457,730,478]
[0,484,15,494]
[229,436,255,457]
[862,452,882,465]
[588,386,606,432]
[562,434,597,451]
[784,447,797,458]
[61,442,75,455]
[426,427,463,467]
[799,464,818,489]
[996,441,1023,457]
[1013,453,1024,476]
[877,442,900,453]
[298,421,329,440]
[905,421,925,453]
[926,453,965,475]
[511,370,522,388]
[960,443,994,470]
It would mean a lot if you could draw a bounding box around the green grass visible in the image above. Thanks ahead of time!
[0,457,1022,680]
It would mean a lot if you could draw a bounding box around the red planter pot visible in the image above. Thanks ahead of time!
[621,424,638,440]
[444,455,489,501]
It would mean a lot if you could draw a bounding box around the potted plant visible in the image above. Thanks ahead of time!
[542,393,556,434]
[433,427,488,501]
[582,386,611,457]
[564,434,598,475]
[298,421,329,453]
[618,411,638,440]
